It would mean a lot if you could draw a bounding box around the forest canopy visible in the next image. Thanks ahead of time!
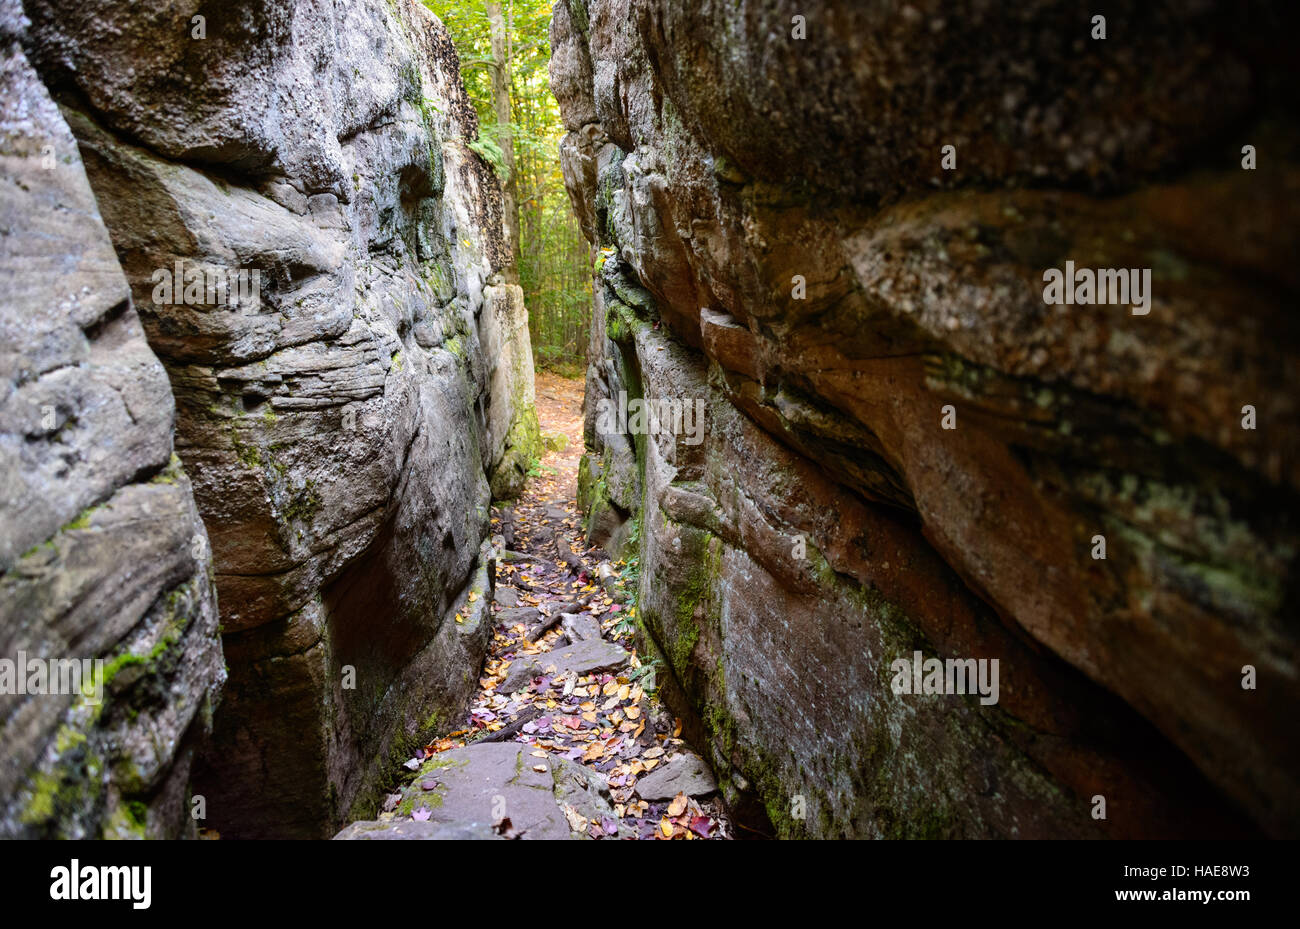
[423,0,590,375]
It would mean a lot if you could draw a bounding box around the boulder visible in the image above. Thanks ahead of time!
[634,752,718,801]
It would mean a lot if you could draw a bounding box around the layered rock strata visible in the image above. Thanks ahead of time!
[3,0,536,837]
[554,0,1299,837]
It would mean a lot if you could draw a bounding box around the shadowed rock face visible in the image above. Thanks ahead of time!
[554,0,1299,837]
[4,0,536,838]
[0,0,223,838]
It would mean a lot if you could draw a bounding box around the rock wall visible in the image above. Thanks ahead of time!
[0,0,223,838]
[554,0,1299,837]
[3,0,536,838]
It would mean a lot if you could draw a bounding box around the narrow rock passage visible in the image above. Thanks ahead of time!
[338,374,730,840]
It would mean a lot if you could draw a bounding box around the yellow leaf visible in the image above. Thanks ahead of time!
[668,793,688,817]
[564,805,589,834]
[468,591,479,602]
[625,706,641,720]
[659,818,673,838]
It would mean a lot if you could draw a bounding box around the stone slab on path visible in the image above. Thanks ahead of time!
[561,612,603,643]
[333,743,627,840]
[633,751,719,801]
[334,820,493,840]
[499,638,630,694]
[495,606,541,626]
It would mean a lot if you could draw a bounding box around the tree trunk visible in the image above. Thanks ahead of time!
[486,1,519,282]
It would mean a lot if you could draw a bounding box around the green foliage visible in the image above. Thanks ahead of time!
[424,0,590,373]
[468,137,507,176]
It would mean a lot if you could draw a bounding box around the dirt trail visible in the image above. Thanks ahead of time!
[533,371,586,500]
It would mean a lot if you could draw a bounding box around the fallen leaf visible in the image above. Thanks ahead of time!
[563,805,589,834]
[668,793,688,817]
[493,816,520,839]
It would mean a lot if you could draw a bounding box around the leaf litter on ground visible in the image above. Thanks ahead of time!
[384,374,729,840]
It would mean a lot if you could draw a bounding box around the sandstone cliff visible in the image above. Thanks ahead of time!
[1,0,223,838]
[554,0,1299,837]
[1,0,536,838]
